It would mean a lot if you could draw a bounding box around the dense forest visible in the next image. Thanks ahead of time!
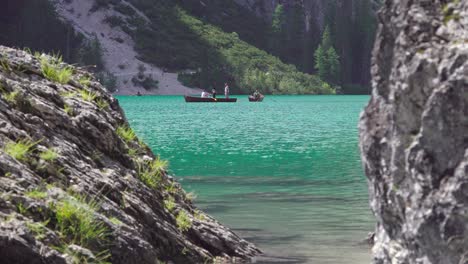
[0,0,378,94]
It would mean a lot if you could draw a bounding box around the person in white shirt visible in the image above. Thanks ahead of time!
[224,83,230,99]
[201,90,209,98]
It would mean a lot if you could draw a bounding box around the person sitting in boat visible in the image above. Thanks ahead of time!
[253,90,260,99]
[201,90,210,98]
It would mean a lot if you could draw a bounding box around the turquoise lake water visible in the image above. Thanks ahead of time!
[117,95,374,264]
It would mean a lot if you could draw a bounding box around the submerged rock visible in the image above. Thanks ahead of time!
[360,0,468,263]
[0,46,260,263]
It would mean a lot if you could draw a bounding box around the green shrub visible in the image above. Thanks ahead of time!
[53,196,107,247]
[40,55,73,84]
[40,148,58,161]
[116,126,136,143]
[96,71,117,92]
[96,98,109,110]
[79,76,92,88]
[176,210,191,232]
[103,15,125,28]
[3,90,20,104]
[25,189,48,199]
[4,139,38,162]
[26,221,48,240]
[131,75,159,90]
[164,197,176,212]
[79,89,98,102]
[137,157,168,189]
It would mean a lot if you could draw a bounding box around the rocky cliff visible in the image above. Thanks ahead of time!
[0,46,260,264]
[360,0,468,263]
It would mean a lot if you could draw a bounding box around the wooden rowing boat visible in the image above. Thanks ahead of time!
[248,95,264,102]
[184,96,237,103]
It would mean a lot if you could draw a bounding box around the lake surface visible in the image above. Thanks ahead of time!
[117,95,374,264]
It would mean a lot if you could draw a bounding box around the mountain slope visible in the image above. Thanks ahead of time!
[54,0,199,95]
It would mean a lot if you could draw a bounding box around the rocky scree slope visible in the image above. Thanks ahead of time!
[0,46,260,264]
[360,0,468,263]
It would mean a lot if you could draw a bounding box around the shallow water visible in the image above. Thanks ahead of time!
[117,95,374,264]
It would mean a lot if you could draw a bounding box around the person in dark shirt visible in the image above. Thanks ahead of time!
[211,88,217,98]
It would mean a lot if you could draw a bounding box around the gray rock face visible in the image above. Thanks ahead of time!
[359,0,468,263]
[0,46,260,264]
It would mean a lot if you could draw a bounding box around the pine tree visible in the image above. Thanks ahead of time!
[326,47,340,84]
[314,44,327,80]
[314,24,340,84]
[321,25,332,51]
[270,4,285,56]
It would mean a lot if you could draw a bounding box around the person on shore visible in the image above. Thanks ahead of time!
[224,83,230,99]
[212,88,217,98]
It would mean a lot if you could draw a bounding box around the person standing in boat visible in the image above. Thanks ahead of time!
[224,83,230,99]
[211,87,217,99]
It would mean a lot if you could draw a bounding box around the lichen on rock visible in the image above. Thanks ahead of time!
[359,0,468,263]
[0,46,260,264]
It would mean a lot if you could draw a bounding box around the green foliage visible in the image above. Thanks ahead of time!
[164,197,176,212]
[40,55,73,84]
[130,2,332,94]
[103,16,125,28]
[314,26,341,85]
[116,126,136,143]
[176,210,192,232]
[109,217,123,226]
[26,221,48,240]
[25,189,48,199]
[132,75,159,91]
[78,35,104,71]
[40,148,58,161]
[4,139,37,162]
[96,98,109,110]
[53,196,108,247]
[137,157,168,189]
[96,71,117,92]
[16,202,27,214]
[3,90,20,105]
[0,0,84,64]
[79,76,92,88]
[79,89,98,102]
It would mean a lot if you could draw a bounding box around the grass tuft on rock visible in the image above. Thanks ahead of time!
[25,189,48,199]
[164,197,176,212]
[176,210,192,232]
[79,89,98,102]
[116,126,137,143]
[3,139,38,162]
[3,90,20,105]
[53,196,108,247]
[40,55,73,84]
[26,221,48,240]
[40,148,59,162]
[137,157,168,189]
